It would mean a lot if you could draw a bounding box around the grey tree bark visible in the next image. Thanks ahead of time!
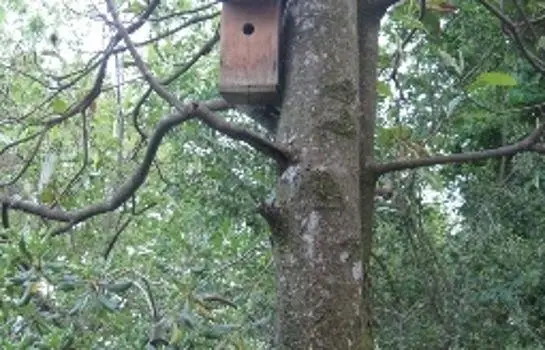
[266,0,388,348]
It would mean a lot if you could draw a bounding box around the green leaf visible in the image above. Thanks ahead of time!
[69,293,89,315]
[399,15,425,30]
[126,1,147,14]
[201,324,238,339]
[97,294,119,312]
[469,72,518,90]
[18,236,33,264]
[39,184,56,204]
[57,280,78,292]
[537,36,545,51]
[104,281,133,294]
[15,282,33,306]
[377,80,392,98]
[51,98,67,114]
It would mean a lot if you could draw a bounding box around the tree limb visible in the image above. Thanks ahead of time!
[107,0,291,163]
[1,107,194,228]
[371,121,545,174]
[106,0,188,114]
[1,94,289,230]
[131,30,220,139]
[477,0,545,75]
[193,104,291,165]
[0,0,291,233]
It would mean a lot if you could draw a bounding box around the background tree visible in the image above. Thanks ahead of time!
[1,0,545,349]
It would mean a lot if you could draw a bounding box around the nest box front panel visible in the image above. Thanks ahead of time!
[219,1,280,104]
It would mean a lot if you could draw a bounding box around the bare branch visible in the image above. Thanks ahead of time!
[0,0,297,232]
[106,0,188,114]
[371,121,545,174]
[0,129,45,159]
[44,57,109,126]
[0,97,287,231]
[116,11,219,53]
[0,130,47,188]
[530,144,545,154]
[1,106,193,228]
[194,104,291,165]
[107,0,290,163]
[131,30,220,139]
[52,112,90,207]
[149,1,218,22]
[103,201,156,260]
[477,0,545,75]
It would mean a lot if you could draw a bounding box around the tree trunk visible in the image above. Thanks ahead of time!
[267,1,383,348]
[357,7,384,350]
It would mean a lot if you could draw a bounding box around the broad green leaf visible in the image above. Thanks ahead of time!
[97,294,119,312]
[399,15,425,30]
[469,72,518,90]
[104,281,133,294]
[126,1,146,14]
[18,236,33,264]
[377,80,392,98]
[201,324,238,339]
[57,280,78,292]
[69,293,89,315]
[169,322,185,345]
[51,98,67,114]
[15,282,33,306]
[537,36,545,51]
[39,184,56,204]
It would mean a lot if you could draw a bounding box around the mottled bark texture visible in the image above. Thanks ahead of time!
[268,0,384,348]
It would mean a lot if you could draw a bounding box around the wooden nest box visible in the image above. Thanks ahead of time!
[219,0,282,105]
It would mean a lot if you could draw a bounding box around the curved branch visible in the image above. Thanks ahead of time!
[150,1,218,22]
[116,12,219,53]
[0,130,47,187]
[53,112,90,207]
[1,107,193,228]
[107,0,290,163]
[106,0,188,113]
[371,121,545,174]
[0,98,287,232]
[194,104,291,165]
[477,0,545,75]
[17,0,160,126]
[131,30,220,139]
[44,57,109,126]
